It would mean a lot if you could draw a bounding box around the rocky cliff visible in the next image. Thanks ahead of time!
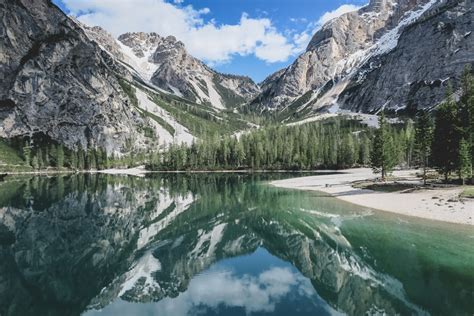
[339,0,474,114]
[253,0,473,118]
[0,0,157,154]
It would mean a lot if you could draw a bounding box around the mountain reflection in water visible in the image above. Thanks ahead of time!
[0,173,472,316]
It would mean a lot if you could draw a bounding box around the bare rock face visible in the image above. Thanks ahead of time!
[253,0,473,115]
[338,0,474,113]
[116,32,260,109]
[118,32,162,58]
[0,0,151,154]
[81,24,125,61]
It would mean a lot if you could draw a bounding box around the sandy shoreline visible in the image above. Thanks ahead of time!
[271,168,473,226]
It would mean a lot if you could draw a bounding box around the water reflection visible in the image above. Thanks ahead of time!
[0,173,472,316]
[90,248,335,316]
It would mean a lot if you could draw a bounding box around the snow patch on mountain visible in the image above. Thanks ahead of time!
[191,223,227,258]
[117,41,159,81]
[203,77,224,109]
[135,88,195,146]
[119,251,162,297]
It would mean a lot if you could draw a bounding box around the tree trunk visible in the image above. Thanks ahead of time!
[423,166,427,186]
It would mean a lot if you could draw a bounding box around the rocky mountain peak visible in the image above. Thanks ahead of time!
[252,0,451,113]
[151,35,187,64]
[118,32,163,58]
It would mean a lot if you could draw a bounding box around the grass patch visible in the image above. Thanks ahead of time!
[118,78,139,107]
[460,186,474,199]
[353,181,418,193]
[0,139,26,167]
[140,108,176,135]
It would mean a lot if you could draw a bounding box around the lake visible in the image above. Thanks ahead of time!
[0,173,472,316]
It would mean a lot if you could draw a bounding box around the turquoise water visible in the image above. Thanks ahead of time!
[0,173,472,315]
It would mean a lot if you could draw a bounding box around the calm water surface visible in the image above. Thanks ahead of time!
[0,173,472,316]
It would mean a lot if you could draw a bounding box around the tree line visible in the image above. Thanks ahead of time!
[372,68,474,184]
[149,118,415,171]
[5,69,472,180]
[13,140,148,171]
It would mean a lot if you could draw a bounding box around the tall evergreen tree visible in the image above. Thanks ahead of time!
[458,138,472,185]
[414,110,434,185]
[56,145,64,169]
[370,112,397,180]
[432,89,460,182]
[459,66,474,182]
[22,141,31,167]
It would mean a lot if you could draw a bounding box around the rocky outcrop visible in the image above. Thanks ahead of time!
[253,0,473,117]
[81,24,125,61]
[0,0,154,154]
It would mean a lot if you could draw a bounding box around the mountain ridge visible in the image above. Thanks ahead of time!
[82,27,261,109]
[252,0,473,120]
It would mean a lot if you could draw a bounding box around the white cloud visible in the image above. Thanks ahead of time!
[151,267,318,315]
[63,0,300,64]
[317,4,360,26]
[62,1,363,65]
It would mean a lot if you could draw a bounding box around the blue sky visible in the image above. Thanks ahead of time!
[53,0,367,82]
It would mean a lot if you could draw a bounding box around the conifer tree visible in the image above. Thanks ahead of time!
[77,146,85,170]
[458,138,472,185]
[414,110,434,185]
[432,88,460,182]
[56,145,64,169]
[459,66,474,182]
[23,141,31,167]
[370,112,397,180]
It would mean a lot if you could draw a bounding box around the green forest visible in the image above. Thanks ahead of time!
[1,70,473,185]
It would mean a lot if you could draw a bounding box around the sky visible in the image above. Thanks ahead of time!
[53,0,367,83]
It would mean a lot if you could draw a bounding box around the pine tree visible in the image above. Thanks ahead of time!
[414,110,434,185]
[358,134,371,166]
[235,141,245,168]
[370,112,397,180]
[56,145,64,169]
[432,89,460,182]
[31,153,39,170]
[458,138,472,185]
[77,146,85,170]
[23,141,31,167]
[459,66,474,183]
[37,148,44,169]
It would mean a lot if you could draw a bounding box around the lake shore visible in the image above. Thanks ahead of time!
[271,168,474,226]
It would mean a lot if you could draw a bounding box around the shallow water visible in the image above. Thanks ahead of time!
[0,173,472,316]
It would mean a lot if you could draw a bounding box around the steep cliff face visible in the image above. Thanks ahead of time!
[253,0,473,118]
[0,0,154,154]
[339,0,474,113]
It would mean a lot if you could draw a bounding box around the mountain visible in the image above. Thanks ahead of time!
[253,0,473,120]
[1,0,472,163]
[0,0,257,160]
[0,0,156,155]
[83,28,260,109]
